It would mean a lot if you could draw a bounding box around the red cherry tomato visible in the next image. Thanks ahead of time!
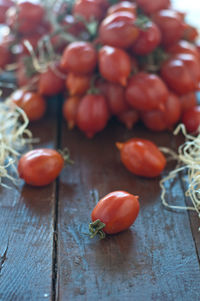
[132,21,161,55]
[152,9,185,47]
[6,1,45,34]
[99,46,131,86]
[135,0,170,15]
[0,0,13,23]
[183,24,199,42]
[117,109,140,129]
[62,96,81,129]
[161,53,200,95]
[125,72,168,111]
[73,0,106,22]
[38,65,65,96]
[11,90,46,121]
[116,138,166,177]
[179,92,197,113]
[65,73,91,96]
[141,92,181,131]
[18,149,64,186]
[166,40,200,60]
[182,106,200,134]
[62,14,86,37]
[60,41,97,75]
[99,12,138,49]
[107,1,137,15]
[77,93,109,138]
[90,191,140,237]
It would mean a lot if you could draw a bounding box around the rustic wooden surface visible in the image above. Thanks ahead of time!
[0,95,200,301]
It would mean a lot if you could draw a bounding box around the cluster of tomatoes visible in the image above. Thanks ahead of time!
[0,0,200,136]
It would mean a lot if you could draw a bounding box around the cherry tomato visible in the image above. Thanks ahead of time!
[99,46,131,86]
[62,14,86,37]
[179,92,197,113]
[60,41,97,75]
[0,0,13,23]
[117,109,140,129]
[99,12,138,49]
[183,24,199,42]
[62,96,81,129]
[125,72,168,111]
[73,0,106,22]
[132,21,161,55]
[38,65,65,96]
[116,138,166,177]
[6,1,45,34]
[11,90,46,121]
[152,9,184,47]
[97,80,129,115]
[77,93,109,138]
[166,40,200,60]
[107,1,137,15]
[161,53,200,95]
[182,106,200,134]
[141,92,181,131]
[135,0,170,15]
[66,73,91,96]
[18,149,64,186]
[90,191,140,237]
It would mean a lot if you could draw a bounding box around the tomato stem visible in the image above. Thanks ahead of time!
[89,219,106,239]
[58,147,74,165]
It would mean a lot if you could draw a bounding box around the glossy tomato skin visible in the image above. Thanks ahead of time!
[161,53,200,95]
[141,92,181,131]
[77,93,109,138]
[73,0,106,21]
[6,1,45,34]
[99,12,138,49]
[91,191,140,234]
[166,40,200,60]
[38,65,65,96]
[132,21,161,55]
[117,138,166,177]
[62,96,81,129]
[99,46,131,86]
[125,72,168,111]
[152,9,184,47]
[11,90,46,121]
[0,0,13,23]
[179,92,197,113]
[65,73,91,96]
[107,1,137,15]
[60,41,97,75]
[183,24,199,42]
[18,149,64,186]
[182,106,200,134]
[135,0,170,15]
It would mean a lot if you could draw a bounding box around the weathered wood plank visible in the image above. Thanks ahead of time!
[57,121,200,301]
[0,98,58,301]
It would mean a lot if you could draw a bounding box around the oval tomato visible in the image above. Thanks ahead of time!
[65,73,91,96]
[99,11,138,49]
[179,92,197,113]
[125,72,169,111]
[90,191,140,237]
[182,106,200,134]
[132,21,161,55]
[166,40,200,60]
[107,1,137,15]
[117,109,140,129]
[77,93,109,138]
[11,89,46,121]
[161,53,200,95]
[99,46,131,86]
[73,0,106,21]
[152,9,184,47]
[116,138,166,177]
[135,0,170,15]
[18,149,64,186]
[60,41,97,75]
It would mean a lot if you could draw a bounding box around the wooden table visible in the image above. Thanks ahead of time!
[0,94,200,301]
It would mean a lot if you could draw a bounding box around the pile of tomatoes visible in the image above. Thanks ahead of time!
[1,0,200,136]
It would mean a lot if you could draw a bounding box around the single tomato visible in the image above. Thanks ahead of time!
[18,149,64,186]
[99,46,131,86]
[65,73,91,96]
[73,0,106,21]
[116,138,166,177]
[62,96,81,129]
[182,106,200,134]
[90,191,140,238]
[117,109,140,129]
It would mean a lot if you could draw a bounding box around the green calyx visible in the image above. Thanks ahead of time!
[89,219,106,239]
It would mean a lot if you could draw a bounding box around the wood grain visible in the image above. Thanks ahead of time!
[0,98,59,301]
[57,121,200,301]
